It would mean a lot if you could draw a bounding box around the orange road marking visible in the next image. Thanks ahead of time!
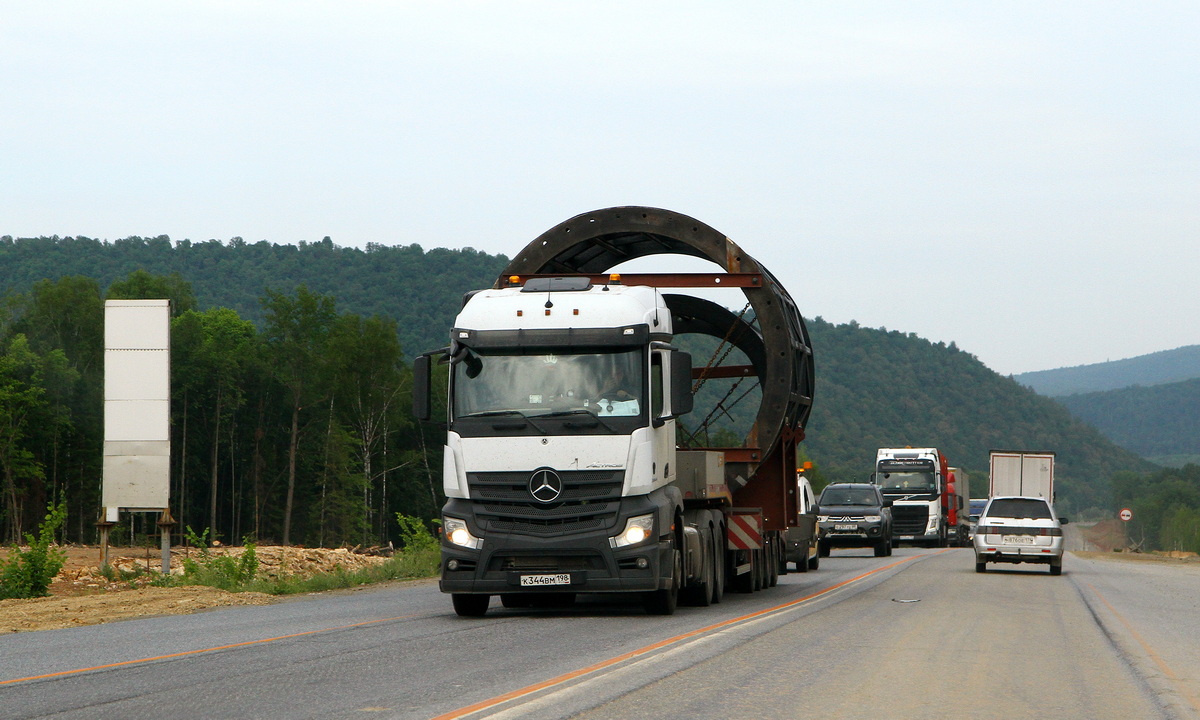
[0,614,419,687]
[433,551,940,719]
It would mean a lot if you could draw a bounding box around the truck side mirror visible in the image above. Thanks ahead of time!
[412,354,432,422]
[670,350,693,417]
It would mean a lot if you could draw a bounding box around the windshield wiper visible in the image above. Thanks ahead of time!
[537,408,617,433]
[458,410,527,418]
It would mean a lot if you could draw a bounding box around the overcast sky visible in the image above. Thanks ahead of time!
[3,2,1197,375]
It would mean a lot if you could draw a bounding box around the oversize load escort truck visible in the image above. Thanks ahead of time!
[412,207,815,616]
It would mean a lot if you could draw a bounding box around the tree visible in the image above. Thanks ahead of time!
[328,314,411,543]
[261,286,337,545]
[106,269,197,316]
[171,308,257,540]
[0,336,54,542]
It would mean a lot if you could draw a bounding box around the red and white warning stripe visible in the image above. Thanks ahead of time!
[727,512,762,550]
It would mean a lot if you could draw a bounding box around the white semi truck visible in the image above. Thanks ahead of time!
[872,447,961,547]
[413,207,816,616]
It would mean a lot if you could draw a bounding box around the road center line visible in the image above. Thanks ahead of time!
[0,614,421,687]
[433,551,940,720]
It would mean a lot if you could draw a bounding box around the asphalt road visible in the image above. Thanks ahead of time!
[2,546,1197,720]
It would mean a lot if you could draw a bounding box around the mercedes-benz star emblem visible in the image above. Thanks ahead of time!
[529,469,563,503]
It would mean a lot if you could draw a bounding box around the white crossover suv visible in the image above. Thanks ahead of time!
[973,496,1068,575]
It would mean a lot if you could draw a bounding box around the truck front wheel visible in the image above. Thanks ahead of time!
[644,539,681,615]
[452,594,489,617]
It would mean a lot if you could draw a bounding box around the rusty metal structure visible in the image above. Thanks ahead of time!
[499,206,814,531]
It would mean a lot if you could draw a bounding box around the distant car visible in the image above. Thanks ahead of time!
[966,498,988,540]
[784,474,821,572]
[973,496,1069,575]
[817,483,893,557]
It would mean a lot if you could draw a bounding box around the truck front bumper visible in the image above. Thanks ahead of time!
[439,495,675,596]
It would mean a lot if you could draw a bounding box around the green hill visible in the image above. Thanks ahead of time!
[798,320,1157,514]
[0,235,510,359]
[1056,378,1200,468]
[1014,345,1200,396]
[0,235,1158,520]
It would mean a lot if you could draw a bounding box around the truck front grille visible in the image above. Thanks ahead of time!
[892,505,929,535]
[467,470,623,537]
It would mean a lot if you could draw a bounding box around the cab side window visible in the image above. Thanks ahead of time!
[650,354,663,418]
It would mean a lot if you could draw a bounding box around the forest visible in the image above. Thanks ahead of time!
[0,234,1188,551]
[0,269,434,548]
[1057,378,1200,468]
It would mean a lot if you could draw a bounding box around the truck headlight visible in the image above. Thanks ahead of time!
[444,517,482,550]
[817,515,830,522]
[610,514,655,549]
[864,515,882,523]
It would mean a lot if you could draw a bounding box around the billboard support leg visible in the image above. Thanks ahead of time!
[158,509,176,574]
[97,519,115,569]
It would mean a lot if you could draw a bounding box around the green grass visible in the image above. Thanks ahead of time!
[162,547,441,596]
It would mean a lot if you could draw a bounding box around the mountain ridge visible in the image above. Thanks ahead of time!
[1014,345,1200,396]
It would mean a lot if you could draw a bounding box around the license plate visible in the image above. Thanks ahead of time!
[834,523,857,531]
[520,573,571,587]
[1002,535,1035,545]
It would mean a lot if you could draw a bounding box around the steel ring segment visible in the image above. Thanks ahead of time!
[499,205,815,457]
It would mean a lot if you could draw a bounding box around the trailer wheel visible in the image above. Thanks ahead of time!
[767,542,779,587]
[711,521,725,603]
[452,594,490,617]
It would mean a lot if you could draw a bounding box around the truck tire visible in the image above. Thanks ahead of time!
[711,521,725,604]
[767,542,779,587]
[818,539,830,557]
[808,550,820,570]
[1049,562,1063,576]
[795,541,810,572]
[975,561,987,573]
[452,594,490,617]
[680,530,713,607]
[874,538,889,557]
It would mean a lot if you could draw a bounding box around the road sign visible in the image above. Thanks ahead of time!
[1119,508,1132,522]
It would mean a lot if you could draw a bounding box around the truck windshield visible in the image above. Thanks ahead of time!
[453,348,644,420]
[877,471,936,495]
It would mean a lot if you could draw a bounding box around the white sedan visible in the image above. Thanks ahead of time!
[973,496,1068,575]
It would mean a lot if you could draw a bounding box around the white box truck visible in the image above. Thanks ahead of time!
[989,450,1055,500]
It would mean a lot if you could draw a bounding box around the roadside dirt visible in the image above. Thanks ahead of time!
[1076,519,1199,564]
[1,545,394,634]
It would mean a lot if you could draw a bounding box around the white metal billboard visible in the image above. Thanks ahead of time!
[102,300,171,520]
